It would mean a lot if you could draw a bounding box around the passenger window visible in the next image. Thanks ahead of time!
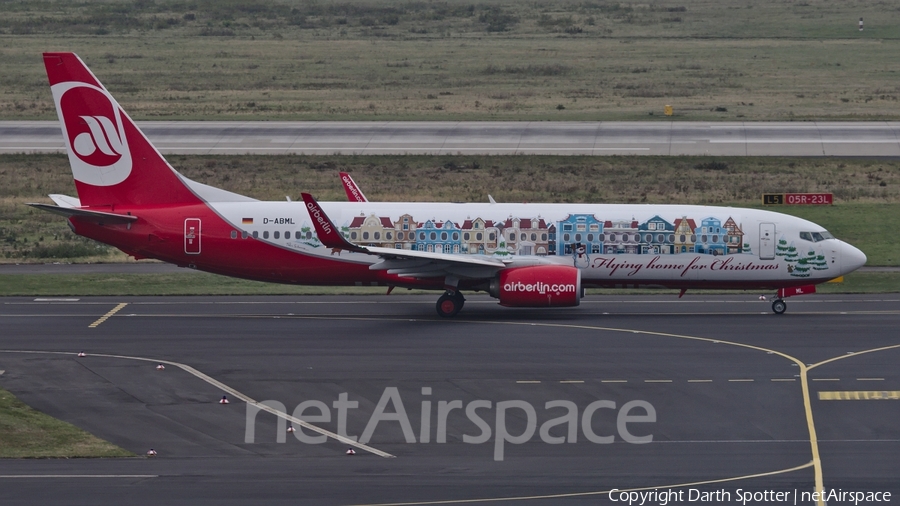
[274,231,280,239]
[263,231,269,239]
[241,231,248,239]
[230,230,237,239]
[252,231,258,239]
[285,231,291,239]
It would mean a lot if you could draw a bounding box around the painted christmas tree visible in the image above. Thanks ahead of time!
[493,241,512,257]
[792,249,817,277]
[775,237,790,257]
[784,242,799,263]
[811,250,829,271]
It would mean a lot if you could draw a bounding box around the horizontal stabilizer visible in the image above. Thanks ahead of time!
[49,194,81,208]
[27,203,137,224]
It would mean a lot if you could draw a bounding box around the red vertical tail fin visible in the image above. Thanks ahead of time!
[44,52,201,208]
[339,172,368,202]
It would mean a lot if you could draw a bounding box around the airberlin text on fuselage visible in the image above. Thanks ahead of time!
[591,255,780,278]
[305,203,333,235]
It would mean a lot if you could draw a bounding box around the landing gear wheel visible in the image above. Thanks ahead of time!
[772,299,787,315]
[436,291,465,318]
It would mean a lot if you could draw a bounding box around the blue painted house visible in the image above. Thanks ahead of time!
[555,214,604,256]
[693,217,727,256]
[637,215,675,254]
[416,219,462,254]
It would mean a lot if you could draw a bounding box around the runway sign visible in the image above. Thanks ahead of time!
[762,193,833,205]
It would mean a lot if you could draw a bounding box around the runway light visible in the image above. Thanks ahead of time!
[147,449,157,456]
[77,351,86,357]
[759,295,767,301]
[156,364,165,370]
[346,448,356,455]
[287,425,295,433]
[220,395,230,404]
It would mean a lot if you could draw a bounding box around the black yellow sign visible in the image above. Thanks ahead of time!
[762,194,784,205]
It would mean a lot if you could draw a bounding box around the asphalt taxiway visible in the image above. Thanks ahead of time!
[0,294,898,505]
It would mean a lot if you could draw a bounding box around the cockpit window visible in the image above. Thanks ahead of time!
[800,231,834,242]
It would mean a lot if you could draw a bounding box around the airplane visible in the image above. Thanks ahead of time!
[33,52,867,317]
[339,172,368,202]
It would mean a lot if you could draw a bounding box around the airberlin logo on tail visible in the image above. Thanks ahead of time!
[53,82,132,186]
[341,174,365,202]
[503,281,576,295]
[72,115,125,162]
[305,202,334,235]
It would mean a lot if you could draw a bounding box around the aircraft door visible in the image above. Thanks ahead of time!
[185,218,201,255]
[759,223,775,260]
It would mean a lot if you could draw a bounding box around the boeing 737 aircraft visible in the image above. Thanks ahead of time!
[34,52,867,317]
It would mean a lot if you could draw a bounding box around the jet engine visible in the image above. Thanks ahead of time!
[489,266,582,307]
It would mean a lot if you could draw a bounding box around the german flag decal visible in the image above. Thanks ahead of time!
[241,218,253,224]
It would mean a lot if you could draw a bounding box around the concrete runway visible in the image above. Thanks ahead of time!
[4,121,900,156]
[1,294,898,505]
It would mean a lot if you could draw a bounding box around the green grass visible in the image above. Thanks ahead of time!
[0,386,133,458]
[2,0,900,121]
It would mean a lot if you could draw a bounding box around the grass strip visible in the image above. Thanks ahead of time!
[0,386,133,458]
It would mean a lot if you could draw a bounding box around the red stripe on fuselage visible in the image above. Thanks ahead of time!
[68,202,445,288]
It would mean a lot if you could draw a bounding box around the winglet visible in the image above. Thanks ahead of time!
[339,172,368,202]
[301,193,367,253]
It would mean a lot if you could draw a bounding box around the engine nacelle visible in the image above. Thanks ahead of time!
[489,266,582,307]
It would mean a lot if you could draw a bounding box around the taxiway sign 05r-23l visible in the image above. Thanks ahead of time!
[33,52,867,317]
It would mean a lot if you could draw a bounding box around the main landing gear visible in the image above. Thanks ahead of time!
[771,299,787,315]
[436,290,465,318]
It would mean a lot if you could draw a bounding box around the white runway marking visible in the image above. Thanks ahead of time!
[0,475,157,479]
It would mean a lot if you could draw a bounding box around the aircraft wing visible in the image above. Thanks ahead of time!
[27,203,138,224]
[301,193,509,279]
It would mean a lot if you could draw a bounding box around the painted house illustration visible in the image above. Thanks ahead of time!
[723,217,744,254]
[547,224,557,255]
[460,217,498,254]
[693,217,727,256]
[416,219,462,253]
[673,217,697,253]
[556,214,604,256]
[603,220,641,254]
[347,213,396,248]
[500,217,550,256]
[638,215,675,254]
[393,214,417,250]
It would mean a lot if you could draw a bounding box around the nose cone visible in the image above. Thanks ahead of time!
[841,241,867,274]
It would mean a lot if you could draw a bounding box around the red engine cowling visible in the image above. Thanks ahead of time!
[489,266,582,307]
